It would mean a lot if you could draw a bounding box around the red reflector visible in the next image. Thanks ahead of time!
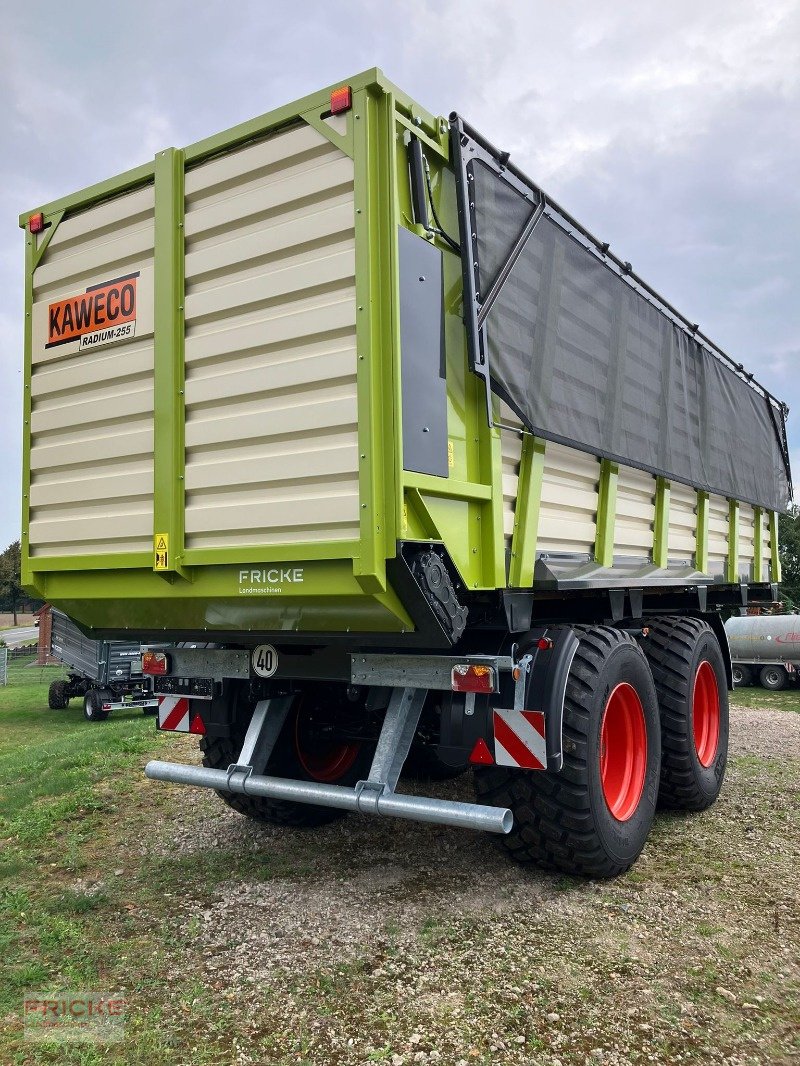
[330,85,352,114]
[451,664,495,693]
[469,737,494,765]
[28,212,44,233]
[189,712,206,736]
[142,650,169,676]
[537,637,553,650]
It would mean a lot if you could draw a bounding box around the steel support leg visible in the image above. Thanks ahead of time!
[225,694,294,793]
[355,687,426,813]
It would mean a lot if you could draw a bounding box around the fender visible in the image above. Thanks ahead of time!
[436,626,580,773]
[513,627,580,772]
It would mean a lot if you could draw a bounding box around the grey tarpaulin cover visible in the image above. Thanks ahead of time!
[458,142,791,514]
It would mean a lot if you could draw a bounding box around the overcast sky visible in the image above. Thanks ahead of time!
[1,0,798,549]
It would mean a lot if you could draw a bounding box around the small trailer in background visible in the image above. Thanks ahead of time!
[47,609,158,721]
[725,614,800,690]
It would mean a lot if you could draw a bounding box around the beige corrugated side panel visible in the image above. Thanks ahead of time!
[614,465,656,560]
[760,510,772,579]
[668,482,697,564]
[738,503,756,580]
[538,442,600,555]
[29,186,155,556]
[707,493,729,575]
[183,123,360,550]
[496,397,600,557]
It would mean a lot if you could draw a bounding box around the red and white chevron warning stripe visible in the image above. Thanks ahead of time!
[158,695,191,732]
[493,708,547,770]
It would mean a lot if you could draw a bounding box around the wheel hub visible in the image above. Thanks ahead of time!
[599,682,648,822]
[692,660,720,767]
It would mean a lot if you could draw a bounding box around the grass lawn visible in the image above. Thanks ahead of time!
[1,656,798,1064]
[0,656,232,1064]
[730,682,800,712]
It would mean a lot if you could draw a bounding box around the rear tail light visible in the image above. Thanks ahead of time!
[142,650,169,676]
[28,212,44,233]
[330,85,352,114]
[451,664,495,693]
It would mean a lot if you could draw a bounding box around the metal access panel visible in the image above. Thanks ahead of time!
[398,226,448,477]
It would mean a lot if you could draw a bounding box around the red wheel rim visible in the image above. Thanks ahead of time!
[294,708,361,784]
[599,682,648,822]
[693,660,720,768]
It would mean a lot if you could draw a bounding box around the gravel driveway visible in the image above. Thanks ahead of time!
[147,705,800,1065]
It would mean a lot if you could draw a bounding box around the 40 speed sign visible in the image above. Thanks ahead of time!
[252,645,279,678]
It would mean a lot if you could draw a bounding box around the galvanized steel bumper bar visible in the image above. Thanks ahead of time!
[144,758,512,833]
[145,686,512,835]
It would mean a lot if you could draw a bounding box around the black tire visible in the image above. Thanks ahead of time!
[200,686,373,827]
[48,679,70,710]
[760,664,787,691]
[83,689,110,722]
[644,617,729,811]
[731,664,752,687]
[475,626,661,878]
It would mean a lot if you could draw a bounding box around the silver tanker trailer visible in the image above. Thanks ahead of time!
[724,615,800,689]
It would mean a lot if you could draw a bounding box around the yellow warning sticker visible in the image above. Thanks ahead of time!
[154,533,169,570]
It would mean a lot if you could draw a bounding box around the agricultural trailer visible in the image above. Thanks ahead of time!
[725,614,800,690]
[19,69,792,876]
[47,608,158,721]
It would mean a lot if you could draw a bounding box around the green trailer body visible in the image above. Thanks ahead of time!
[19,70,793,876]
[19,68,788,643]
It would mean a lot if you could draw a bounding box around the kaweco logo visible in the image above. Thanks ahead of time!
[46,272,139,350]
[238,568,304,595]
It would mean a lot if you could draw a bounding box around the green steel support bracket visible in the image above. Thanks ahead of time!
[653,477,671,569]
[405,489,442,541]
[21,210,66,592]
[696,492,709,574]
[301,106,354,158]
[594,460,619,568]
[153,147,189,582]
[770,511,781,583]
[404,472,492,501]
[509,436,546,588]
[726,498,740,583]
[352,85,397,595]
[484,428,508,588]
[753,506,764,583]
[31,210,65,269]
[20,231,36,590]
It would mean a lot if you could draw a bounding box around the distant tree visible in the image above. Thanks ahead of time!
[778,507,800,608]
[0,541,23,626]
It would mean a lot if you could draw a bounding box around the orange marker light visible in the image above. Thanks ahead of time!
[330,85,352,114]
